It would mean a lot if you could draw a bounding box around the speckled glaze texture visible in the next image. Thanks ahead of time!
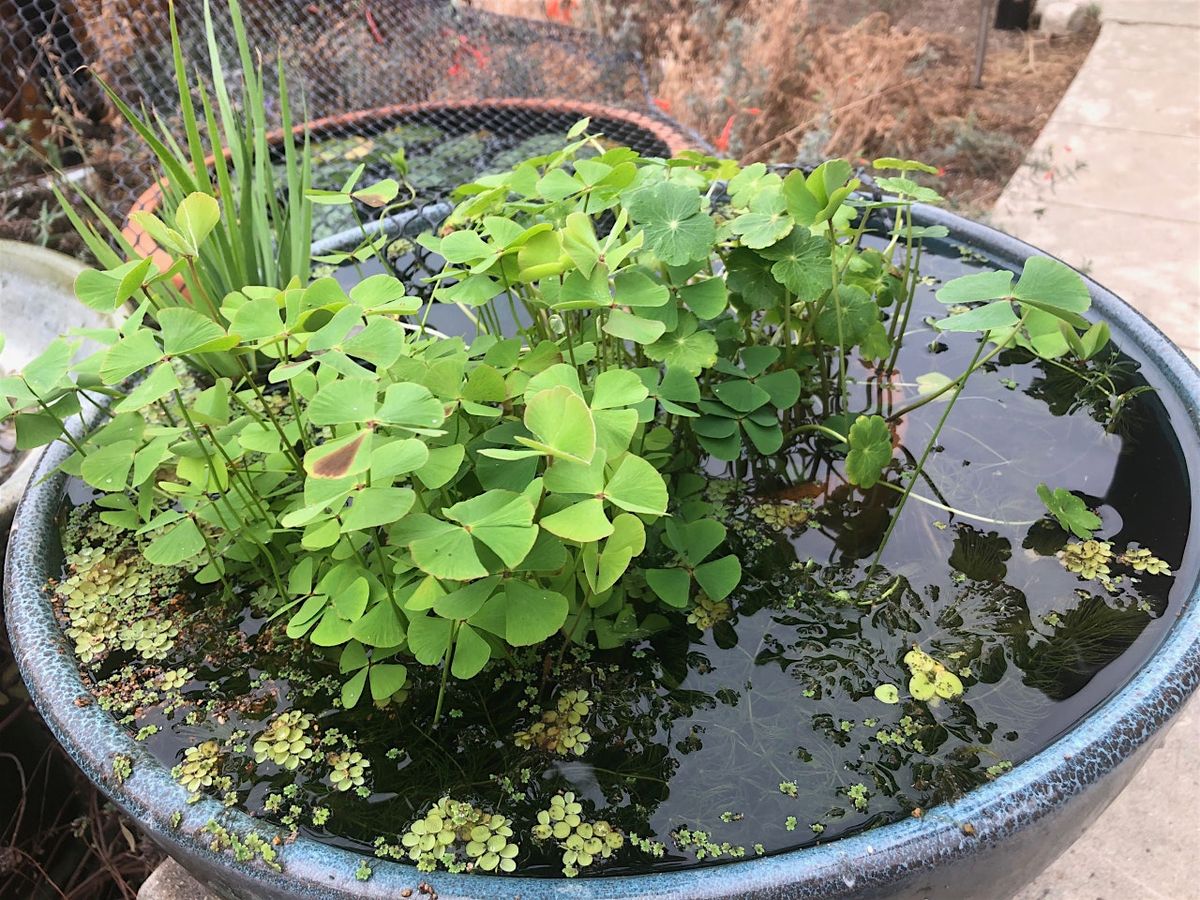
[5,208,1199,900]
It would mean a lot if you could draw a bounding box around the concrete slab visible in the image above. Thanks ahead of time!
[997,121,1200,222]
[1085,19,1200,71]
[1100,0,1200,27]
[1013,697,1200,900]
[1053,59,1200,137]
[137,858,218,900]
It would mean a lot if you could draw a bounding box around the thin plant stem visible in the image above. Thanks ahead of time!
[860,335,992,602]
[433,622,460,727]
[887,315,1025,421]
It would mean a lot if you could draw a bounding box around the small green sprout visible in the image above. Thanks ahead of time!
[112,754,133,785]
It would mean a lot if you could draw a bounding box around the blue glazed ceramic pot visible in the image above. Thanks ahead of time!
[5,207,1198,899]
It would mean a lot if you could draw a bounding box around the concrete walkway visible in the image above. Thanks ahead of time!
[997,3,1200,899]
[992,1,1200,361]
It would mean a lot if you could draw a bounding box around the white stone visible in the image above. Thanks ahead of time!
[1040,0,1092,32]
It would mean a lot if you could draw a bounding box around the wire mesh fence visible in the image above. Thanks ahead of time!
[1,0,701,241]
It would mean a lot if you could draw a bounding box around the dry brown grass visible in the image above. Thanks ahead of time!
[479,0,1096,211]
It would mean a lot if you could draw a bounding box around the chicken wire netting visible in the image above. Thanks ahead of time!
[1,0,700,247]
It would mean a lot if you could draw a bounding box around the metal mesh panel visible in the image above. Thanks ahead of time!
[1,0,702,232]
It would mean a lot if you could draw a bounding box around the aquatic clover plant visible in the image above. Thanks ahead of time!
[1,119,1113,728]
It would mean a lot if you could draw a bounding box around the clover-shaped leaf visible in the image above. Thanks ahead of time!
[626,181,716,265]
[603,308,666,345]
[845,414,892,488]
[470,581,570,647]
[158,307,237,355]
[543,448,668,519]
[935,258,1091,342]
[677,276,728,320]
[761,230,830,301]
[75,258,156,312]
[407,488,539,580]
[1037,483,1101,539]
[482,384,596,464]
[730,189,793,249]
[352,178,400,208]
[643,314,718,376]
[582,513,646,594]
[645,517,741,608]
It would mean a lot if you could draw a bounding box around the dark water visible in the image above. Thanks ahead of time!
[73,236,1196,876]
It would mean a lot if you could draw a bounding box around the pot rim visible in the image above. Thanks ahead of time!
[120,96,699,260]
[5,206,1199,899]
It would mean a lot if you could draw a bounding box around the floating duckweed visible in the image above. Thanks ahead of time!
[118,618,180,661]
[173,740,221,793]
[55,511,189,666]
[159,668,192,691]
[751,501,812,531]
[778,781,798,798]
[253,711,315,770]
[705,479,738,503]
[533,793,624,877]
[385,237,415,264]
[514,690,592,757]
[687,594,733,630]
[399,797,518,873]
[1060,540,1114,581]
[903,646,964,702]
[328,751,370,792]
[846,783,870,812]
[201,821,282,872]
[671,827,742,862]
[628,833,666,858]
[986,760,1014,778]
[112,753,133,785]
[354,860,372,881]
[1120,546,1172,576]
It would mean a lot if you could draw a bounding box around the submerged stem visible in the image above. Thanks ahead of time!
[860,333,991,603]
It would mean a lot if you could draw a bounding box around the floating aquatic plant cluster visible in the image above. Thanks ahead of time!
[54,512,192,665]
